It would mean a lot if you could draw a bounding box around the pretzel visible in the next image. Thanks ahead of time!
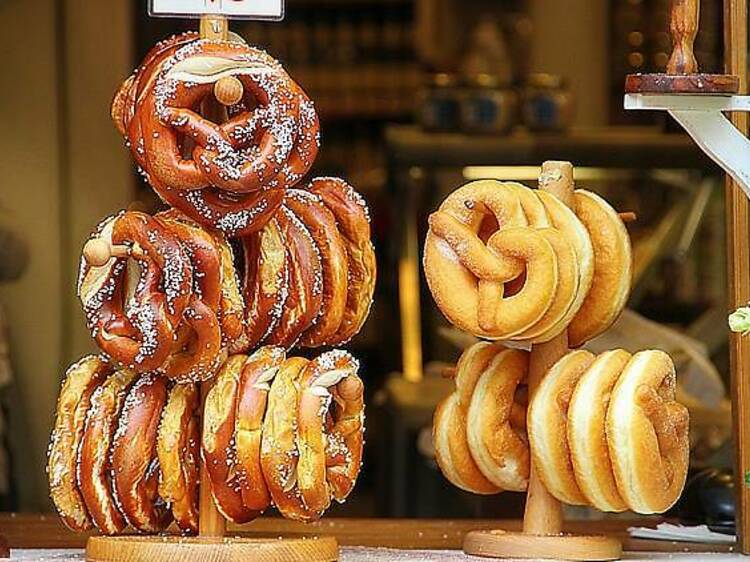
[235,346,285,511]
[284,190,349,348]
[111,373,172,533]
[568,190,632,347]
[567,349,630,512]
[48,356,112,531]
[466,348,529,491]
[241,218,289,348]
[77,368,137,535]
[506,182,551,228]
[528,350,594,505]
[265,206,323,348]
[308,177,376,344]
[433,342,505,494]
[214,231,250,354]
[297,350,363,512]
[78,212,193,372]
[157,382,200,533]
[202,355,260,523]
[261,357,319,521]
[607,350,689,514]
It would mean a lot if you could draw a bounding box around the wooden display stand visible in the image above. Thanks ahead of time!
[84,13,337,562]
[461,162,621,562]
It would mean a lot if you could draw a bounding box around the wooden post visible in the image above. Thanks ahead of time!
[724,0,750,553]
[667,0,700,75]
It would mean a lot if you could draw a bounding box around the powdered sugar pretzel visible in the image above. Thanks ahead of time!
[48,356,112,531]
[235,346,285,511]
[77,368,137,535]
[202,355,260,523]
[297,350,364,512]
[284,189,349,348]
[111,373,172,533]
[78,212,193,372]
[308,177,376,344]
[265,206,323,348]
[157,382,200,534]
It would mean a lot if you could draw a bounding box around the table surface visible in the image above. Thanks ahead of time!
[0,514,742,559]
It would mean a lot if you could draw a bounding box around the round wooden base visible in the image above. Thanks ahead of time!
[86,534,338,562]
[463,529,622,561]
[625,73,739,94]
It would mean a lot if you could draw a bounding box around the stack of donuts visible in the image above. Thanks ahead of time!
[433,342,689,515]
[48,31,375,536]
[48,348,364,535]
[423,178,631,346]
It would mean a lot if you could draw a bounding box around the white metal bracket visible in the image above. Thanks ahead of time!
[624,93,750,200]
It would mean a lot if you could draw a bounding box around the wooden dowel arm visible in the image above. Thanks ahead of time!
[619,211,637,223]
[82,239,144,267]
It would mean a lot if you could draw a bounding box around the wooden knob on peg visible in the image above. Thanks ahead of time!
[214,76,244,106]
[666,0,699,75]
[83,239,140,267]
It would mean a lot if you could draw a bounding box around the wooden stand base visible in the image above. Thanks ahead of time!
[0,534,8,559]
[86,534,338,562]
[463,530,622,561]
[624,73,739,94]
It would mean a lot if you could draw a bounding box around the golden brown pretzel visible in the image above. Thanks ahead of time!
[261,357,318,521]
[111,373,172,533]
[202,355,260,523]
[235,346,285,511]
[78,212,193,372]
[157,382,200,533]
[308,177,376,344]
[48,356,112,531]
[77,368,137,535]
[297,350,363,512]
[265,206,323,348]
[214,232,249,354]
[284,189,349,348]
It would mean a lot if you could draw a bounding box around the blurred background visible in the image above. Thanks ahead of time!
[0,0,739,528]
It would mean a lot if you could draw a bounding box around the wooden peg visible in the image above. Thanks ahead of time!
[200,15,229,41]
[618,211,637,223]
[82,239,141,267]
[214,76,244,106]
[667,0,699,75]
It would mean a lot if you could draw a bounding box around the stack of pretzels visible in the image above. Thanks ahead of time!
[49,31,374,536]
[48,348,364,534]
[423,179,631,346]
[433,342,689,515]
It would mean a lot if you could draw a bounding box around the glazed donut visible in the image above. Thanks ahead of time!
[567,349,631,512]
[78,212,193,372]
[284,190,349,348]
[264,206,323,348]
[47,356,112,531]
[308,177,376,345]
[607,350,689,514]
[202,354,260,523]
[528,350,594,505]
[466,348,529,491]
[235,346,286,511]
[297,350,363,512]
[241,217,289,348]
[261,357,318,522]
[157,382,200,533]
[432,342,506,494]
[568,190,632,348]
[111,373,171,533]
[77,368,137,535]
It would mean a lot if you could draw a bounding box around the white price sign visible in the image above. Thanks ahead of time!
[149,0,284,20]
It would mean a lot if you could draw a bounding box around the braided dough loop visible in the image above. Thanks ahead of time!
[308,177,376,345]
[297,350,363,512]
[568,349,630,513]
[157,382,200,533]
[202,355,260,523]
[235,346,286,511]
[466,348,530,491]
[568,189,632,347]
[607,350,689,514]
[48,356,112,532]
[77,369,138,535]
[111,373,172,533]
[528,350,594,505]
[432,342,506,494]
